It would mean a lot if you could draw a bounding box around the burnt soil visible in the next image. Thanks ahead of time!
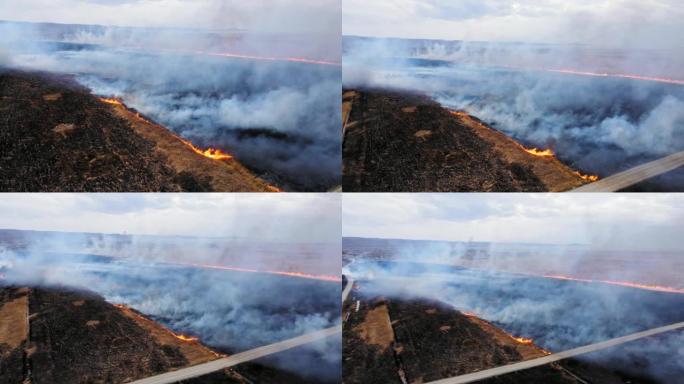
[0,69,268,192]
[343,89,589,192]
[342,284,660,384]
[0,285,323,384]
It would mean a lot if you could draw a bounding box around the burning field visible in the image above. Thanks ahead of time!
[343,37,684,191]
[343,89,592,192]
[1,17,341,191]
[341,194,684,383]
[0,235,341,383]
[0,70,274,192]
[343,251,684,383]
[0,192,343,383]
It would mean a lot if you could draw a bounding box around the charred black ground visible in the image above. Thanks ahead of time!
[343,236,684,384]
[0,69,270,192]
[342,89,591,192]
[1,70,180,191]
[343,281,668,384]
[0,285,331,384]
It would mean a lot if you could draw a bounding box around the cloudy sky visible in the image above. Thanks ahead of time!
[343,194,684,251]
[343,0,684,49]
[0,194,340,242]
[0,0,339,34]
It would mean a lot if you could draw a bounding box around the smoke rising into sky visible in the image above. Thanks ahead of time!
[1,0,341,38]
[0,193,340,242]
[343,193,684,251]
[343,0,684,51]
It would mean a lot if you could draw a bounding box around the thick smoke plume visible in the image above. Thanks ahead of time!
[343,37,684,188]
[1,19,341,190]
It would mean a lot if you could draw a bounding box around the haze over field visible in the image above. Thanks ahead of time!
[343,193,684,251]
[343,0,683,51]
[343,1,684,190]
[0,194,342,381]
[2,0,340,59]
[343,193,684,383]
[1,0,342,190]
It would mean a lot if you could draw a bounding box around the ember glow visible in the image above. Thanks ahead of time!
[543,274,684,294]
[170,261,341,283]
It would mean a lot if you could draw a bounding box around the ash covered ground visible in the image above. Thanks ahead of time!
[1,21,341,191]
[343,239,684,383]
[343,37,684,191]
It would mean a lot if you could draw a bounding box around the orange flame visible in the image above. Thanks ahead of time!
[114,303,202,344]
[452,110,600,181]
[168,261,341,283]
[512,336,534,345]
[203,51,341,66]
[100,97,235,162]
[100,97,123,105]
[494,64,684,86]
[543,274,684,294]
[573,171,599,182]
[546,69,684,86]
[522,147,555,157]
[173,333,199,342]
[462,311,478,317]
[185,144,233,161]
[450,109,599,182]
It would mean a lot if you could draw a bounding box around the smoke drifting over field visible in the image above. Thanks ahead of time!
[1,12,341,190]
[345,258,684,383]
[0,194,341,381]
[343,37,684,188]
[343,194,684,381]
[1,242,341,381]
